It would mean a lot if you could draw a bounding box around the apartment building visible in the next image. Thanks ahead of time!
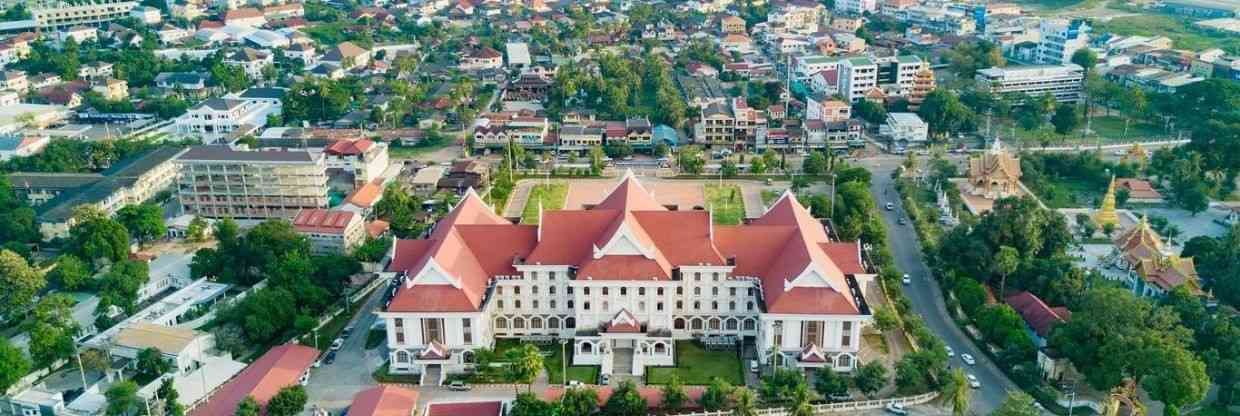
[379,173,874,379]
[794,55,838,81]
[1037,18,1090,65]
[837,55,926,102]
[894,4,976,35]
[174,146,329,219]
[975,64,1084,102]
[292,209,366,255]
[880,112,929,149]
[31,0,138,31]
[324,139,390,186]
[805,93,852,122]
[558,124,604,152]
[837,57,877,102]
[768,1,825,34]
[835,0,876,15]
[694,98,767,150]
[471,113,550,149]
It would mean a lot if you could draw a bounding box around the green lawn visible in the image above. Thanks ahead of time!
[645,341,743,385]
[1187,406,1235,416]
[389,142,453,158]
[520,183,568,224]
[705,185,746,225]
[1094,14,1240,53]
[493,339,600,385]
[1004,115,1164,147]
[761,189,782,208]
[1024,177,1106,209]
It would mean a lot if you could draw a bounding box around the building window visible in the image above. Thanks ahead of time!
[694,287,701,295]
[531,317,543,329]
[513,318,525,329]
[694,272,701,281]
[676,301,683,309]
[549,317,560,329]
[532,285,539,294]
[514,286,521,295]
[550,271,556,280]
[801,321,823,348]
[729,301,736,311]
[657,288,664,296]
[497,287,504,295]
[396,350,409,363]
[462,318,472,344]
[693,301,700,310]
[550,300,557,309]
[773,321,783,346]
[583,302,590,310]
[568,300,574,309]
[730,288,737,296]
[747,301,754,311]
[602,301,609,311]
[620,287,627,295]
[602,287,609,295]
[657,302,664,311]
[394,318,405,344]
[533,300,539,309]
[567,287,574,294]
[550,286,557,295]
[713,273,720,281]
[677,287,683,295]
[842,321,852,347]
[531,271,539,280]
[583,287,590,295]
[638,287,645,296]
[712,287,719,296]
[639,301,646,311]
[515,300,522,309]
[423,318,444,345]
[712,301,719,310]
[497,300,504,309]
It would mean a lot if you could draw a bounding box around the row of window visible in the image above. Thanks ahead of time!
[496,298,757,312]
[392,318,472,345]
[497,284,756,298]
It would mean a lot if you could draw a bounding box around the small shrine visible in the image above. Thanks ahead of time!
[935,182,959,227]
[967,138,1022,200]
[1094,176,1120,229]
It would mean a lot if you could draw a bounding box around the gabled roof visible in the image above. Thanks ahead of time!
[292,209,357,234]
[325,138,375,155]
[1004,291,1069,338]
[189,344,318,416]
[349,386,419,416]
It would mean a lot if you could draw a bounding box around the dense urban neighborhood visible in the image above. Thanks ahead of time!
[0,0,1239,415]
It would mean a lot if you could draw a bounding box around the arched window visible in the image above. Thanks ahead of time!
[709,318,721,330]
[837,354,852,368]
[693,301,701,310]
[581,342,593,354]
[711,301,719,310]
[550,286,557,294]
[694,287,701,295]
[743,318,757,331]
[566,317,577,328]
[396,350,410,363]
[513,317,526,329]
[691,318,703,330]
[729,301,736,311]
[549,317,561,329]
[674,318,686,330]
[726,318,738,331]
[531,317,543,329]
[712,287,718,296]
[495,317,508,329]
[532,285,539,294]
[654,343,667,354]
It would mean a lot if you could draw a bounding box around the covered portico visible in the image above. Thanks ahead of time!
[572,309,675,376]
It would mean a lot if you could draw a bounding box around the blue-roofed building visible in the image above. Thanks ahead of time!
[653,124,682,149]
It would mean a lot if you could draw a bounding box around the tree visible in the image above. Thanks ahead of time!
[158,379,185,416]
[0,338,31,392]
[853,361,887,398]
[1075,213,1097,238]
[789,383,814,416]
[510,392,554,416]
[0,249,46,318]
[1143,344,1210,409]
[266,385,308,416]
[1071,49,1099,75]
[105,380,141,416]
[50,255,92,291]
[993,245,1019,297]
[97,260,151,313]
[814,367,848,398]
[992,391,1040,416]
[918,89,974,139]
[117,203,167,244]
[1051,103,1081,137]
[661,375,689,412]
[677,146,705,174]
[79,348,110,373]
[234,396,261,416]
[504,344,545,391]
[731,387,756,416]
[560,387,599,416]
[721,159,739,178]
[803,151,830,175]
[186,216,209,242]
[853,100,887,124]
[750,156,767,174]
[68,207,130,266]
[942,368,971,416]
[946,40,1004,78]
[874,307,900,333]
[701,378,733,411]
[654,143,670,158]
[135,347,172,383]
[603,380,647,416]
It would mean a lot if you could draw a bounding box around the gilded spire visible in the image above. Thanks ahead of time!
[1094,175,1120,229]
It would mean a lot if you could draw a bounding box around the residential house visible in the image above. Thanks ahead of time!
[322,41,371,71]
[174,97,277,142]
[437,159,488,194]
[188,344,318,416]
[324,138,390,186]
[1005,291,1069,348]
[880,112,928,149]
[460,47,503,71]
[223,48,273,80]
[293,209,367,255]
[805,94,851,122]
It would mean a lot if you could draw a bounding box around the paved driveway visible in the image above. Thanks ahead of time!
[305,288,389,413]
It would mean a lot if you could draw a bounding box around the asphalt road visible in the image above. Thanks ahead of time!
[866,157,1017,413]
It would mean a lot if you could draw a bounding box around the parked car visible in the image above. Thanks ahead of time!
[897,217,906,225]
[961,353,976,365]
[749,360,759,373]
[885,202,894,211]
[967,374,981,389]
[945,346,955,358]
[885,403,908,415]
[342,326,354,338]
[902,274,911,285]
[330,338,344,351]
[448,380,471,391]
[828,393,852,402]
[324,351,337,365]
[599,374,610,385]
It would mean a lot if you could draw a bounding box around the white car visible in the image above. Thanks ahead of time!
[885,202,895,211]
[902,274,911,285]
[945,346,955,358]
[961,353,976,365]
[967,374,981,389]
[330,338,344,351]
[885,403,908,415]
[749,360,759,373]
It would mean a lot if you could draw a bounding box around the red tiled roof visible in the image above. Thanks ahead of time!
[606,309,642,333]
[366,220,390,239]
[326,139,375,155]
[426,401,502,416]
[1004,291,1069,338]
[1116,178,1162,200]
[292,209,357,235]
[349,386,418,416]
[190,344,318,416]
[346,181,383,208]
[821,242,865,274]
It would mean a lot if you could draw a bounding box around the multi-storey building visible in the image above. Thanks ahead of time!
[893,5,976,35]
[837,57,877,102]
[881,112,928,149]
[558,124,604,152]
[805,93,852,122]
[794,55,838,81]
[837,55,926,102]
[472,113,551,149]
[379,173,874,379]
[1037,18,1090,65]
[31,0,138,31]
[174,97,278,142]
[834,0,876,15]
[293,208,367,255]
[694,98,767,150]
[325,138,390,187]
[174,146,329,219]
[975,64,1084,102]
[907,69,935,112]
[767,0,825,34]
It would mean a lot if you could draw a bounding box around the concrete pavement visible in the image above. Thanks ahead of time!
[304,286,390,413]
[865,157,1017,413]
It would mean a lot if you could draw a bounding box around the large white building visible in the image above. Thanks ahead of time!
[1037,18,1090,65]
[975,64,1085,102]
[880,112,929,149]
[174,97,278,142]
[379,173,875,381]
[837,55,925,102]
[835,0,877,15]
[31,0,138,31]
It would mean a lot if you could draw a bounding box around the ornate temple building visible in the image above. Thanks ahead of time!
[966,139,1023,200]
[378,173,875,381]
[1108,216,1201,298]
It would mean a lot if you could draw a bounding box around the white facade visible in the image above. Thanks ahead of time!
[174,98,275,141]
[838,57,877,102]
[835,0,877,15]
[1038,19,1090,65]
[881,112,928,148]
[975,64,1085,102]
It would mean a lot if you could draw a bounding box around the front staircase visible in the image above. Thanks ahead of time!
[612,348,634,375]
[421,364,442,386]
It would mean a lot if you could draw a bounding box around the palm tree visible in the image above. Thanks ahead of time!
[943,368,972,416]
[732,388,757,416]
[993,245,1019,297]
[789,384,814,416]
[504,344,545,393]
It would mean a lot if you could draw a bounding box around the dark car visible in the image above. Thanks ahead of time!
[324,351,338,365]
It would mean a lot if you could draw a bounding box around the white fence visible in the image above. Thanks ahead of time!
[669,391,940,416]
